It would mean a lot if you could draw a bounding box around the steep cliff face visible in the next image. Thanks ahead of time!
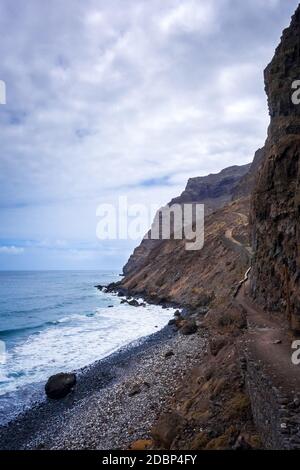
[232,148,265,200]
[250,6,300,331]
[170,164,251,212]
[123,163,250,277]
[120,164,254,308]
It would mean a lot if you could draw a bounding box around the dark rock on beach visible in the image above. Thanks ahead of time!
[128,384,142,397]
[45,373,77,400]
[165,350,175,358]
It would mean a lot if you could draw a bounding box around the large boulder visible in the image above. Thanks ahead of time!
[180,320,197,336]
[45,372,76,399]
[151,412,185,449]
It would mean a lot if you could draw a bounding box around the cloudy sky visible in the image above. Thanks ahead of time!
[0,0,298,270]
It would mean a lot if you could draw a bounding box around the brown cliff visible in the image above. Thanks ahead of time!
[170,164,251,211]
[232,148,265,200]
[121,197,251,310]
[123,163,250,278]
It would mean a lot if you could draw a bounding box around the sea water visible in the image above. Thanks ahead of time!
[0,271,174,424]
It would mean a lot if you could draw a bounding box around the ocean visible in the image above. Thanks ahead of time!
[0,271,174,425]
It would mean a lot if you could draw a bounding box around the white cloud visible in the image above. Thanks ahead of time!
[159,1,217,35]
[36,239,68,248]
[85,10,105,26]
[0,246,24,255]
[0,0,298,269]
[63,249,97,261]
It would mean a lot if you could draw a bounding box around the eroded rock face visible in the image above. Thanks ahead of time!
[250,6,300,331]
[232,148,265,201]
[170,164,251,211]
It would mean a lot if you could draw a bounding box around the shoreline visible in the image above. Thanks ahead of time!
[97,281,189,313]
[0,286,177,428]
[0,325,172,449]
[0,301,206,450]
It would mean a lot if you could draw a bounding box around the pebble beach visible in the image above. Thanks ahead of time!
[0,322,206,450]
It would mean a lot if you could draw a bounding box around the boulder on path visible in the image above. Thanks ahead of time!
[180,320,197,336]
[45,372,76,399]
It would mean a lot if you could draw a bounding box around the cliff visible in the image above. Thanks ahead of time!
[120,197,251,310]
[170,164,251,211]
[250,5,300,332]
[122,163,252,300]
[232,148,265,200]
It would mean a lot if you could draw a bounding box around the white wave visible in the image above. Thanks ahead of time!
[0,303,175,396]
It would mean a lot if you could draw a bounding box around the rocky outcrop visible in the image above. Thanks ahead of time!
[250,5,300,332]
[170,164,251,212]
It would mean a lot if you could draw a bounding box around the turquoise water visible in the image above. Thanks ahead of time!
[0,271,174,423]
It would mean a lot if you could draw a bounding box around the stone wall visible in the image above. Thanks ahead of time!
[242,348,300,449]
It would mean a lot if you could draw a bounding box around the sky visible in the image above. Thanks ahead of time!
[0,0,299,270]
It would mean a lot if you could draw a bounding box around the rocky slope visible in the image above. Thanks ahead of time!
[250,5,300,332]
[120,197,251,310]
[123,163,251,280]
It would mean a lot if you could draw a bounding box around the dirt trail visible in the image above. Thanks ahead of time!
[226,217,300,395]
[236,281,300,395]
[224,212,253,256]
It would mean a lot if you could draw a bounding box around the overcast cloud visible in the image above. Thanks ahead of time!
[0,0,299,269]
